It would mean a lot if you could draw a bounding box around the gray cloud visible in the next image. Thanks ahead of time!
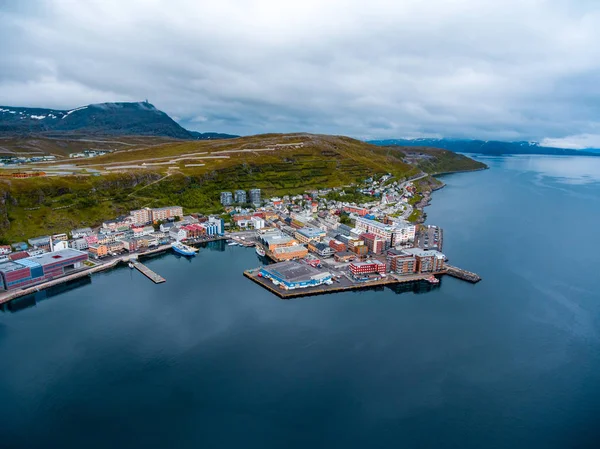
[1,0,600,145]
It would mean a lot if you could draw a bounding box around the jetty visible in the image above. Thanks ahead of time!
[132,261,165,284]
[444,264,481,283]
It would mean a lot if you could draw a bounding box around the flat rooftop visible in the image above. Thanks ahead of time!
[262,261,322,283]
[262,232,294,245]
[402,248,445,258]
[25,249,87,266]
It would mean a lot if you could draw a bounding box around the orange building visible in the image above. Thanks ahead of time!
[88,244,108,258]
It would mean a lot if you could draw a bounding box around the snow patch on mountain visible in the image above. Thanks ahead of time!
[62,106,88,119]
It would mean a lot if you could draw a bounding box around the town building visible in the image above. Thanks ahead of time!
[259,231,297,252]
[0,249,88,291]
[336,224,352,236]
[120,238,139,252]
[401,248,445,272]
[308,241,335,258]
[234,190,247,204]
[294,227,326,244]
[130,208,152,225]
[343,206,369,216]
[27,236,51,250]
[169,226,187,242]
[11,242,28,252]
[329,239,347,253]
[251,216,265,230]
[71,227,93,239]
[220,191,233,206]
[349,260,387,277]
[360,232,385,254]
[181,224,205,239]
[160,222,176,233]
[334,251,356,263]
[389,253,417,275]
[130,206,183,225]
[151,206,183,222]
[259,261,332,290]
[249,188,261,205]
[272,245,309,261]
[355,216,416,247]
[88,244,108,259]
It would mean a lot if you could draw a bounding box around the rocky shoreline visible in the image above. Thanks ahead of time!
[412,166,487,224]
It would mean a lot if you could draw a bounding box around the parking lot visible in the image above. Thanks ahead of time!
[416,225,443,251]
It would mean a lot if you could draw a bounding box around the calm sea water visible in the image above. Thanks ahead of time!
[1,155,600,449]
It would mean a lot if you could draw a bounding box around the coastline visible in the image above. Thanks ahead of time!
[411,166,488,224]
[0,237,228,305]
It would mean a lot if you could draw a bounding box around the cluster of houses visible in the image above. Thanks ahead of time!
[0,206,225,268]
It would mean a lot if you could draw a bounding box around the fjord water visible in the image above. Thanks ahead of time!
[1,156,600,449]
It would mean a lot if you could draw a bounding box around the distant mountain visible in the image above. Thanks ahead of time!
[0,102,237,140]
[188,131,239,140]
[368,138,600,157]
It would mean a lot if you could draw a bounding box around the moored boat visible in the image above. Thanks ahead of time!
[171,241,198,256]
[426,275,440,284]
[255,245,266,257]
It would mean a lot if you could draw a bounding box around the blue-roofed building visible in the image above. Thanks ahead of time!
[259,261,332,290]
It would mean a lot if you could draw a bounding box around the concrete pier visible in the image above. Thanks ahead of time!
[132,261,165,284]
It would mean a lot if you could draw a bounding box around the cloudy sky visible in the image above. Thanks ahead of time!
[1,0,600,146]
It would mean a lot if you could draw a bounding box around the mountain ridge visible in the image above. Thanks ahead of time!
[0,101,238,141]
[368,138,600,157]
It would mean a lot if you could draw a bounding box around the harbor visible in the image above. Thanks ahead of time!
[244,262,478,299]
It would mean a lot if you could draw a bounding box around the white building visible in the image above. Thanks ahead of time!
[251,216,265,230]
[70,238,89,251]
[169,227,187,242]
[71,227,93,239]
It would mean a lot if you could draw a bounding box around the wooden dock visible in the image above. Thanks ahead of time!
[132,262,166,284]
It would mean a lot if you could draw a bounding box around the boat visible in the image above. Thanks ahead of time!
[171,241,198,256]
[426,275,440,284]
[128,262,135,269]
[255,246,266,257]
[228,241,239,246]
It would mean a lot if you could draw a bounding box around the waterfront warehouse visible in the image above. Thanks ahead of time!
[259,261,332,290]
[0,249,88,291]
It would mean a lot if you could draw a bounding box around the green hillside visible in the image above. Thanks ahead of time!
[0,134,420,242]
[384,145,488,175]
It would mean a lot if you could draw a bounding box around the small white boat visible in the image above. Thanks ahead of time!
[128,262,135,269]
[255,246,266,257]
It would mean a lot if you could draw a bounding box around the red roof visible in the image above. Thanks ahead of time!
[9,251,29,261]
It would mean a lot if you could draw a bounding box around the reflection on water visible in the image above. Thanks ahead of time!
[498,155,600,185]
[0,276,92,313]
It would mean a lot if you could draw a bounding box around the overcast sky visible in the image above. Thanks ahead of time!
[1,0,600,146]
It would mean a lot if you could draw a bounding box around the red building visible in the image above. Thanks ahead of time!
[343,206,368,216]
[349,260,386,277]
[359,232,385,254]
[329,239,347,253]
[181,224,206,238]
[389,254,417,275]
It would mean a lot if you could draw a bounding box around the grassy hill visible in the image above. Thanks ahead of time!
[383,145,488,175]
[0,134,420,242]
